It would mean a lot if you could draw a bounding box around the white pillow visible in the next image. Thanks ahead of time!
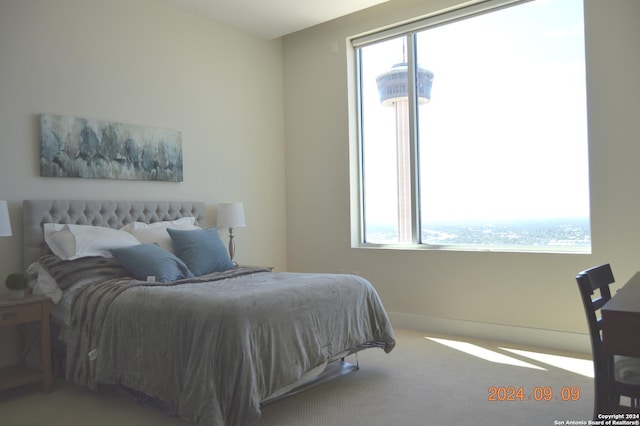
[121,218,200,253]
[43,223,141,260]
[120,217,196,232]
[27,261,62,303]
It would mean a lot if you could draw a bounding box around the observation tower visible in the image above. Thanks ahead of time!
[376,63,433,242]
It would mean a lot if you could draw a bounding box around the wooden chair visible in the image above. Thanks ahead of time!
[576,264,640,418]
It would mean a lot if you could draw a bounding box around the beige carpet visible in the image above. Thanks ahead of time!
[0,328,595,425]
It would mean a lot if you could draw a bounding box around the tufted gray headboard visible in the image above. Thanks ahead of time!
[22,200,206,269]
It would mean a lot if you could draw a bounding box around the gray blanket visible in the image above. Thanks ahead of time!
[58,257,395,425]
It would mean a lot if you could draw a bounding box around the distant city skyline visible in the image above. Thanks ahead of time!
[366,217,590,250]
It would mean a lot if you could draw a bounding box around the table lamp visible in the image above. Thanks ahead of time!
[0,200,11,237]
[216,202,246,266]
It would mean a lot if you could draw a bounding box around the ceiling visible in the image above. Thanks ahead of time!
[161,0,390,40]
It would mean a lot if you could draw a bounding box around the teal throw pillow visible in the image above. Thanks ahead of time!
[167,227,234,276]
[110,243,194,283]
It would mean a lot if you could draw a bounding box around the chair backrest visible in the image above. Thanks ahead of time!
[576,264,614,356]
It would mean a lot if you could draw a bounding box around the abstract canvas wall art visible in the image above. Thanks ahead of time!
[39,114,183,182]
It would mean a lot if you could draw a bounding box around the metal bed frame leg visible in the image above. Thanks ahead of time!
[262,354,360,406]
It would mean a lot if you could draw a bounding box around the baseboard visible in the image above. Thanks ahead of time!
[388,311,591,355]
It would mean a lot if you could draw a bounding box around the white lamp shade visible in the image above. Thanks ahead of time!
[0,200,12,237]
[216,202,246,228]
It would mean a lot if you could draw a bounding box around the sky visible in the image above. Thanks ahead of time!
[359,0,589,226]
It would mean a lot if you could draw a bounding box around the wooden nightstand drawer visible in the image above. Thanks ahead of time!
[0,303,42,327]
[0,302,43,326]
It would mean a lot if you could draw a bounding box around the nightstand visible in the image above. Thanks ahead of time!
[0,295,52,393]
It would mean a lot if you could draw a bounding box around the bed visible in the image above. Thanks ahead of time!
[22,199,396,426]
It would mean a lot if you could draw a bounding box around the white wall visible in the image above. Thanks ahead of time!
[0,0,287,273]
[0,0,287,363]
[283,0,640,352]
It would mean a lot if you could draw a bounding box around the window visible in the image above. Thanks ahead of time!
[354,0,590,253]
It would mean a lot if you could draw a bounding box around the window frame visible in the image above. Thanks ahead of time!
[350,0,591,254]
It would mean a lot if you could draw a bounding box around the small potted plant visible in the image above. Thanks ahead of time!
[5,272,29,300]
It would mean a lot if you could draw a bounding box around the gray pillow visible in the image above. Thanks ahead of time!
[167,227,234,276]
[110,243,193,283]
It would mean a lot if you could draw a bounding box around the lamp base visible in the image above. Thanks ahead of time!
[228,227,237,266]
